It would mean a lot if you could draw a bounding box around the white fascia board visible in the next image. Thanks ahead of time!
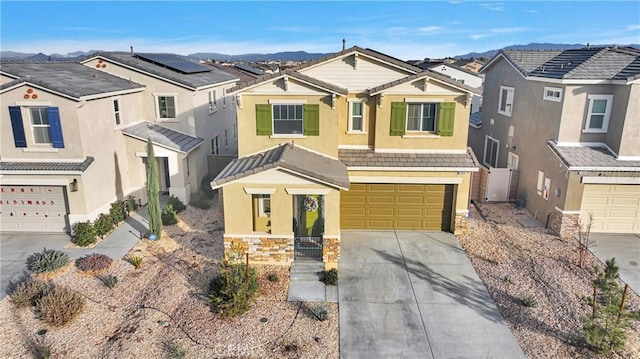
[525,76,629,85]
[285,188,331,195]
[570,166,640,172]
[348,175,464,184]
[374,148,467,154]
[195,79,239,91]
[243,187,276,194]
[348,166,479,172]
[0,176,74,186]
[581,176,640,184]
[79,87,145,101]
[0,170,84,176]
[277,167,348,190]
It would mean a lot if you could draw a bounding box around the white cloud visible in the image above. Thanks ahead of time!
[524,10,538,14]
[470,34,489,40]
[490,27,530,34]
[418,26,443,33]
[627,25,640,31]
[479,3,505,11]
[449,1,462,4]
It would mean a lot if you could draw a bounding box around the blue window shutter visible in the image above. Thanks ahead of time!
[47,107,65,148]
[8,106,27,148]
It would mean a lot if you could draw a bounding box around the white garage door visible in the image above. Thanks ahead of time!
[580,184,640,233]
[0,186,68,232]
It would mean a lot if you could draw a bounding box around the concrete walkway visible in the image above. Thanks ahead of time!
[588,233,640,295]
[339,230,525,359]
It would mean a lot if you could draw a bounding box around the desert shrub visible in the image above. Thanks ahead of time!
[35,286,85,326]
[309,302,330,321]
[167,195,186,213]
[162,205,178,225]
[209,263,259,317]
[125,195,139,212]
[75,253,113,272]
[27,249,69,274]
[109,200,126,224]
[200,174,216,199]
[519,294,538,308]
[97,274,118,289]
[163,340,187,359]
[189,192,211,210]
[27,335,53,359]
[93,213,114,239]
[72,221,98,247]
[324,268,338,285]
[267,273,279,282]
[9,277,49,308]
[125,255,143,269]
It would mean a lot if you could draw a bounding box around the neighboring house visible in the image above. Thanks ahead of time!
[469,46,640,236]
[428,63,484,114]
[80,51,239,202]
[211,46,481,269]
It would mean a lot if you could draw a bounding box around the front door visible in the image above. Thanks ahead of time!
[293,195,323,258]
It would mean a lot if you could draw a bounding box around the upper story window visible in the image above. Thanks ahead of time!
[584,94,613,133]
[543,87,562,102]
[483,135,499,168]
[156,95,176,119]
[8,106,65,148]
[211,136,219,155]
[498,86,514,117]
[348,101,365,132]
[209,90,217,113]
[29,107,51,144]
[273,104,303,135]
[407,103,437,132]
[113,99,121,125]
[255,102,319,137]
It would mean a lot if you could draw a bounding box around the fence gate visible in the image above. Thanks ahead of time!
[485,168,512,202]
[294,236,323,258]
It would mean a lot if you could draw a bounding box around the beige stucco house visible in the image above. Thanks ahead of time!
[211,47,481,269]
[469,46,640,236]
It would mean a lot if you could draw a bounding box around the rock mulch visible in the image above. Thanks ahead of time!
[458,202,640,359]
[0,202,339,358]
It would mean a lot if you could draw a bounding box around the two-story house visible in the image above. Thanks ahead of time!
[210,46,481,269]
[427,63,484,114]
[469,46,640,236]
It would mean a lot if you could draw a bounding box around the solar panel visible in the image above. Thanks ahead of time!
[234,64,265,75]
[135,53,211,74]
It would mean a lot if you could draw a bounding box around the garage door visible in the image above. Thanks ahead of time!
[0,186,68,232]
[341,183,453,231]
[580,184,640,233]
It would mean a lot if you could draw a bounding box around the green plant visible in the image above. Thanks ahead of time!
[27,249,70,274]
[35,286,85,326]
[109,200,127,224]
[162,204,179,225]
[75,253,113,272]
[9,277,49,308]
[71,221,98,247]
[125,255,143,269]
[93,213,114,239]
[209,263,259,317]
[167,195,186,213]
[309,303,330,321]
[146,138,162,238]
[163,340,187,359]
[200,174,216,199]
[519,294,538,308]
[581,258,635,354]
[125,195,139,212]
[267,273,279,282]
[324,268,338,285]
[97,274,118,289]
[28,335,53,359]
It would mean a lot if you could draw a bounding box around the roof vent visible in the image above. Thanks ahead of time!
[560,64,564,69]
[541,66,545,72]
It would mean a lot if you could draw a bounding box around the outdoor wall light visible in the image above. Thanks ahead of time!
[69,179,78,192]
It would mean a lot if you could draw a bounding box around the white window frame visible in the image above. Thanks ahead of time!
[348,100,366,133]
[507,152,519,170]
[406,102,438,133]
[258,195,271,217]
[29,107,52,145]
[543,177,551,200]
[211,136,219,155]
[208,90,217,114]
[583,94,613,133]
[483,135,499,168]
[498,86,514,117]
[113,98,121,126]
[272,102,304,136]
[543,87,562,102]
[224,129,229,149]
[233,121,237,141]
[153,93,177,121]
[536,170,544,194]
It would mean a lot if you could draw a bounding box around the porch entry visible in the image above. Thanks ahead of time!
[293,194,324,258]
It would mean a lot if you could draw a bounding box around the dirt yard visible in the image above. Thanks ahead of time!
[458,202,640,359]
[0,202,339,359]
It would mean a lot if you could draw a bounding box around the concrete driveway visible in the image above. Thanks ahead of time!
[588,233,640,295]
[339,230,525,359]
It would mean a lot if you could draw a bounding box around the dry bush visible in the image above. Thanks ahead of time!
[9,277,49,308]
[35,287,85,326]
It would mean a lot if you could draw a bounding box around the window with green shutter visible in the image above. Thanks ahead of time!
[255,104,272,135]
[303,104,319,136]
[390,102,406,136]
[437,102,455,136]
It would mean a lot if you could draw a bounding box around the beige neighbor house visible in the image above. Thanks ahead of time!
[211,46,481,269]
[469,46,640,236]
[1,53,239,234]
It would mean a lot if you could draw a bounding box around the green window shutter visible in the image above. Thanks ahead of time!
[390,102,407,136]
[255,104,272,135]
[303,104,319,136]
[438,102,456,136]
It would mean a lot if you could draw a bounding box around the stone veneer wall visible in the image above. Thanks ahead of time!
[224,236,294,265]
[454,213,469,235]
[322,237,340,270]
[548,209,580,238]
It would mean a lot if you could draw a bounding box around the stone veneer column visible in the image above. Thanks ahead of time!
[549,208,580,238]
[322,236,340,270]
[224,236,294,265]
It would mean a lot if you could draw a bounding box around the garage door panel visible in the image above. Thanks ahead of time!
[368,208,395,216]
[396,220,423,229]
[610,197,639,206]
[369,196,395,204]
[397,208,424,216]
[367,219,395,229]
[581,184,640,234]
[397,185,425,193]
[0,185,68,232]
[368,184,395,192]
[397,196,424,205]
[342,208,366,216]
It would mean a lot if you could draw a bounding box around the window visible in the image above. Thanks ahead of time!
[407,103,437,132]
[349,101,364,132]
[9,106,64,148]
[273,104,303,135]
[113,99,121,125]
[543,87,562,102]
[233,121,237,140]
[498,86,514,116]
[483,136,499,167]
[223,94,227,108]
[224,129,229,149]
[536,171,544,193]
[157,96,176,119]
[507,152,519,170]
[30,107,51,144]
[209,90,217,113]
[584,94,613,132]
[257,195,271,217]
[211,136,219,155]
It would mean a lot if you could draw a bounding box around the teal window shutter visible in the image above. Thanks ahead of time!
[303,104,319,136]
[437,102,455,136]
[255,104,272,135]
[9,106,27,148]
[390,102,407,136]
[47,107,65,148]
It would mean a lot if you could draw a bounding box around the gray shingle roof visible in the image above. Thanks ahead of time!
[338,148,479,170]
[0,61,145,99]
[212,143,349,189]
[548,142,640,171]
[87,52,238,89]
[469,112,482,127]
[0,157,94,172]
[122,122,203,153]
[292,46,422,74]
[228,69,348,95]
[368,69,482,95]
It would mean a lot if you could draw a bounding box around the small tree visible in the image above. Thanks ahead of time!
[577,213,595,268]
[146,138,162,238]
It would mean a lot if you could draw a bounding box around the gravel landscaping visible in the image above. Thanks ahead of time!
[458,202,640,359]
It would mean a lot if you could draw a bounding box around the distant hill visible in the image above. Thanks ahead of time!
[188,51,331,62]
[455,42,640,59]
[0,50,98,60]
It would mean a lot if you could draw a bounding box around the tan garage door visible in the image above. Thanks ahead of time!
[341,183,453,231]
[0,185,68,232]
[580,184,640,233]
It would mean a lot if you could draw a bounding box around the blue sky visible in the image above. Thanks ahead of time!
[1,1,639,60]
